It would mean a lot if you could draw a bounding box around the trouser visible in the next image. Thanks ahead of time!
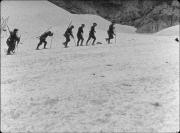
[37,39,47,49]
[107,32,114,44]
[7,41,16,54]
[86,34,96,45]
[63,35,70,48]
[77,34,84,46]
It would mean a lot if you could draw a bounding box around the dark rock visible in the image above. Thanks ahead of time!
[96,42,102,44]
[175,38,179,42]
[151,102,161,107]
[48,0,180,33]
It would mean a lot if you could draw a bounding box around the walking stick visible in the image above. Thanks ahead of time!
[50,36,53,48]
[15,35,21,53]
[73,37,76,46]
[16,44,19,53]
[114,25,116,44]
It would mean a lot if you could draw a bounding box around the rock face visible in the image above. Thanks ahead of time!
[48,0,180,33]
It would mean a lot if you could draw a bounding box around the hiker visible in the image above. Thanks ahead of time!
[77,24,85,46]
[63,25,74,48]
[86,23,97,46]
[6,28,20,55]
[36,31,53,50]
[106,22,116,44]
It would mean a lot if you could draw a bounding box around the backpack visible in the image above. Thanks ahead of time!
[64,28,69,37]
[6,38,11,46]
[6,32,13,46]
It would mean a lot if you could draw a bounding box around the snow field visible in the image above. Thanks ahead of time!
[1,0,179,132]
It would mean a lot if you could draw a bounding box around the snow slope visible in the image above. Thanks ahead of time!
[156,25,179,36]
[1,1,179,132]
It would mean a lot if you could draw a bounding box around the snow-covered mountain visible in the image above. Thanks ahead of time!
[1,1,179,132]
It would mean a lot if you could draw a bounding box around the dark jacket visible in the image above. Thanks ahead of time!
[77,26,83,36]
[108,24,115,35]
[89,26,96,36]
[7,31,20,46]
[40,32,50,40]
[64,27,74,38]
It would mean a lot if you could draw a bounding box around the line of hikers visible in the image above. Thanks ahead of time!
[5,22,116,55]
[62,22,116,48]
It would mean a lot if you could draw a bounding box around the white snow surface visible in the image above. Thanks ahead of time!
[1,1,179,132]
[156,25,179,36]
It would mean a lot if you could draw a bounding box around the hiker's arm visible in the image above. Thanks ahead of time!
[16,36,20,44]
[70,32,74,38]
[71,34,74,38]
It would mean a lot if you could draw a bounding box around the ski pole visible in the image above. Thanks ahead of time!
[15,43,19,53]
[73,38,76,46]
[67,20,72,29]
[16,35,21,53]
[50,36,53,48]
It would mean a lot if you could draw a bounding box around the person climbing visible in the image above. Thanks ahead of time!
[106,22,116,44]
[36,31,53,50]
[77,24,85,46]
[63,25,74,48]
[86,23,97,46]
[6,28,20,55]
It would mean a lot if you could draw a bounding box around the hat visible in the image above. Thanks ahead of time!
[14,28,18,32]
[49,32,53,36]
[93,23,97,26]
[70,25,74,28]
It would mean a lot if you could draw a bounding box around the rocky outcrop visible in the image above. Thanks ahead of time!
[48,0,180,33]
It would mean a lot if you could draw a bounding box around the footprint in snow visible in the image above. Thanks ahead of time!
[122,83,132,87]
[106,64,113,66]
